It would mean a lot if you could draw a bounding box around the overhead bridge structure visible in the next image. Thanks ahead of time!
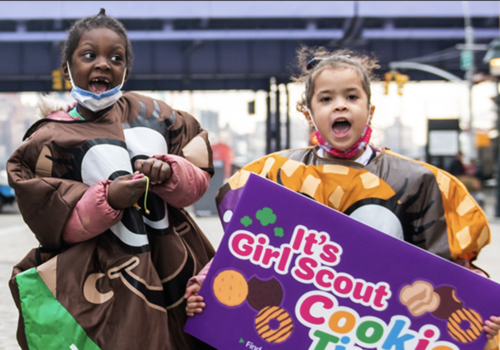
[1,1,499,152]
[1,1,499,92]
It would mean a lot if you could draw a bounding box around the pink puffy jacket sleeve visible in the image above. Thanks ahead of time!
[62,180,123,245]
[187,259,212,287]
[62,154,208,244]
[150,154,210,208]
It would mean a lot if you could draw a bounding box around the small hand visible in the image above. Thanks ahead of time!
[184,283,206,317]
[135,158,172,185]
[484,315,500,339]
[107,174,148,209]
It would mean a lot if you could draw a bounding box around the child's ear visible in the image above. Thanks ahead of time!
[62,62,70,81]
[303,109,313,127]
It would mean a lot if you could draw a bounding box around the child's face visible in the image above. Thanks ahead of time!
[63,27,128,93]
[307,67,375,151]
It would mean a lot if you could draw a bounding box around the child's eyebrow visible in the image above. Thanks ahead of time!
[317,89,334,94]
[77,42,125,52]
[344,87,361,93]
[317,87,361,95]
[108,44,126,51]
[78,41,95,48]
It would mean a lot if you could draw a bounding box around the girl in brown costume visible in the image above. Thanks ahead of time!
[8,9,214,350]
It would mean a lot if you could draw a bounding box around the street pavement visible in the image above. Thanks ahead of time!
[1,201,500,349]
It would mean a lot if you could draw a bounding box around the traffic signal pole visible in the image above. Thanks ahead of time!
[462,0,476,162]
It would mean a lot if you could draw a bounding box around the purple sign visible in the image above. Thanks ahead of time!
[185,174,500,350]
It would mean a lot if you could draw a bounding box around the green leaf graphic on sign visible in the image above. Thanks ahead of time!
[274,227,284,237]
[241,216,252,227]
[256,207,276,226]
[239,338,244,343]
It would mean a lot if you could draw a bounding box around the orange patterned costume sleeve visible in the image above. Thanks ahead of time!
[218,147,490,261]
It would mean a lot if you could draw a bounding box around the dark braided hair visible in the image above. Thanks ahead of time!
[62,8,134,70]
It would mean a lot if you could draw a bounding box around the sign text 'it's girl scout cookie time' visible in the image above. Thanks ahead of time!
[185,174,500,350]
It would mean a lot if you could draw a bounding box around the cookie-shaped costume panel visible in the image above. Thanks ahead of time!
[7,121,91,249]
[116,93,216,349]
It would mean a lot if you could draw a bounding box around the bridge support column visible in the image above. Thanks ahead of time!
[266,77,281,154]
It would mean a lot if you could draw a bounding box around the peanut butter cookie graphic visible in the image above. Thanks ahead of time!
[399,281,440,316]
[213,270,248,307]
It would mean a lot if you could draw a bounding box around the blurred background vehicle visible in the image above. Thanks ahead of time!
[0,169,15,212]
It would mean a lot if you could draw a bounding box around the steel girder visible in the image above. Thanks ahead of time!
[0,38,489,92]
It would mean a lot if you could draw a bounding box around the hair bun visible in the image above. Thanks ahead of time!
[98,8,106,16]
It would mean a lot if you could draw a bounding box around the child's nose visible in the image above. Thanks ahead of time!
[334,101,348,111]
[94,57,111,70]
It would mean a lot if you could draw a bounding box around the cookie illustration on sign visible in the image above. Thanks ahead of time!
[432,286,463,319]
[247,277,283,311]
[447,308,483,343]
[399,281,483,343]
[399,281,440,316]
[213,270,248,307]
[255,306,294,343]
[211,271,294,343]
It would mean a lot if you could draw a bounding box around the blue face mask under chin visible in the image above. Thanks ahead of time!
[66,62,127,112]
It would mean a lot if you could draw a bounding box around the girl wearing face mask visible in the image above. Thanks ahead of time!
[185,47,500,349]
[7,9,216,350]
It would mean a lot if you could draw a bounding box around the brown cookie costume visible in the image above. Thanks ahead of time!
[7,92,215,350]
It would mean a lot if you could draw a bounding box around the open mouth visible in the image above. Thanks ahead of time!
[332,118,351,138]
[89,78,111,94]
